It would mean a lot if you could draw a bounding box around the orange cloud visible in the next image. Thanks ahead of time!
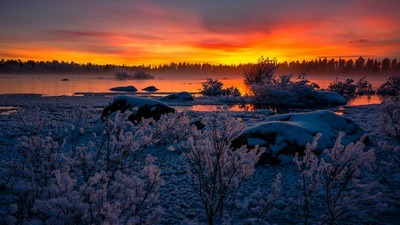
[1,0,399,65]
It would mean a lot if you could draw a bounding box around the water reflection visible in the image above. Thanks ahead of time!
[346,95,383,106]
[176,104,316,113]
[176,95,383,113]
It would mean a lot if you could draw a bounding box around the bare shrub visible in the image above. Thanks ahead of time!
[356,76,375,95]
[250,74,319,105]
[381,97,400,144]
[2,109,188,224]
[328,78,356,96]
[294,132,377,224]
[377,75,400,96]
[242,173,282,224]
[243,56,277,85]
[185,114,264,225]
[200,78,241,96]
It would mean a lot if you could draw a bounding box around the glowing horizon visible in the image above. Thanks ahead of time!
[1,0,399,66]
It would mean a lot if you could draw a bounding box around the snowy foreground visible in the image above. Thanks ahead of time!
[0,94,399,224]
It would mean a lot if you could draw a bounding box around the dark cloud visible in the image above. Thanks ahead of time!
[200,10,272,34]
[199,3,275,34]
[198,0,343,34]
[194,40,244,51]
[48,30,113,40]
[348,39,370,44]
[46,29,162,44]
[1,0,399,63]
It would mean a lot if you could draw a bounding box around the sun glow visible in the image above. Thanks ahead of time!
[1,1,399,66]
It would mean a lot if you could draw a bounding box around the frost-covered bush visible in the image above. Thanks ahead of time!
[154,112,192,148]
[328,78,357,96]
[250,74,320,106]
[381,97,400,144]
[377,75,400,96]
[200,78,241,96]
[243,56,277,84]
[356,76,375,95]
[377,97,400,193]
[1,109,189,225]
[294,132,378,224]
[373,141,400,217]
[184,114,264,224]
[375,141,400,194]
[240,173,282,224]
[329,76,375,96]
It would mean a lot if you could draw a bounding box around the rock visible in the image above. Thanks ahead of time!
[253,109,276,115]
[102,96,175,123]
[315,91,347,105]
[110,86,138,92]
[160,92,194,102]
[190,120,205,130]
[142,86,159,91]
[232,110,366,165]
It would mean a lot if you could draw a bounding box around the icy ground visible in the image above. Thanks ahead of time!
[0,94,399,224]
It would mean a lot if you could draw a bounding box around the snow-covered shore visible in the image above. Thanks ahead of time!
[0,94,399,224]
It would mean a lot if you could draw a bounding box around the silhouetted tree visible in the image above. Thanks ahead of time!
[355,57,365,74]
[243,56,277,84]
[344,59,354,73]
[381,58,391,73]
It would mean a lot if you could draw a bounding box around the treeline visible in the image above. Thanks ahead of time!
[1,57,399,76]
[277,57,400,76]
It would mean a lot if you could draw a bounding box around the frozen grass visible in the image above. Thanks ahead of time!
[0,94,399,224]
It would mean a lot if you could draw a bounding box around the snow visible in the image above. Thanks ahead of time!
[242,110,365,158]
[110,85,138,92]
[316,91,347,105]
[0,94,399,224]
[253,109,275,115]
[159,92,194,102]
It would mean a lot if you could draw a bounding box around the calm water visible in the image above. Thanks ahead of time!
[0,73,251,96]
[0,73,386,106]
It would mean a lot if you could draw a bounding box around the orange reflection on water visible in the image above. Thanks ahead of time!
[346,95,383,106]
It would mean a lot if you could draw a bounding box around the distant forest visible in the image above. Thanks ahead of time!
[1,57,399,77]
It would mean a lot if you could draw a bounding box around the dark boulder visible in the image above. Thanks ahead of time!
[102,96,175,123]
[110,86,138,92]
[142,86,159,91]
[160,92,194,102]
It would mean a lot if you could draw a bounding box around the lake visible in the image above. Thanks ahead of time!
[0,73,386,106]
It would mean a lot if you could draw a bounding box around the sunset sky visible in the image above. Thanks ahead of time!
[1,0,399,66]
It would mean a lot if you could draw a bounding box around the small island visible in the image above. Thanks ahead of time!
[109,85,138,92]
[114,71,154,80]
[142,86,159,91]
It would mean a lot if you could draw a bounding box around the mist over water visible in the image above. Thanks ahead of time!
[0,73,387,106]
[0,73,245,96]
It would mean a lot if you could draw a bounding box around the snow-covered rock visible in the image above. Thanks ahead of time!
[315,91,347,105]
[142,86,159,91]
[232,110,366,165]
[160,92,194,102]
[110,86,138,92]
[102,96,175,122]
[253,109,276,115]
